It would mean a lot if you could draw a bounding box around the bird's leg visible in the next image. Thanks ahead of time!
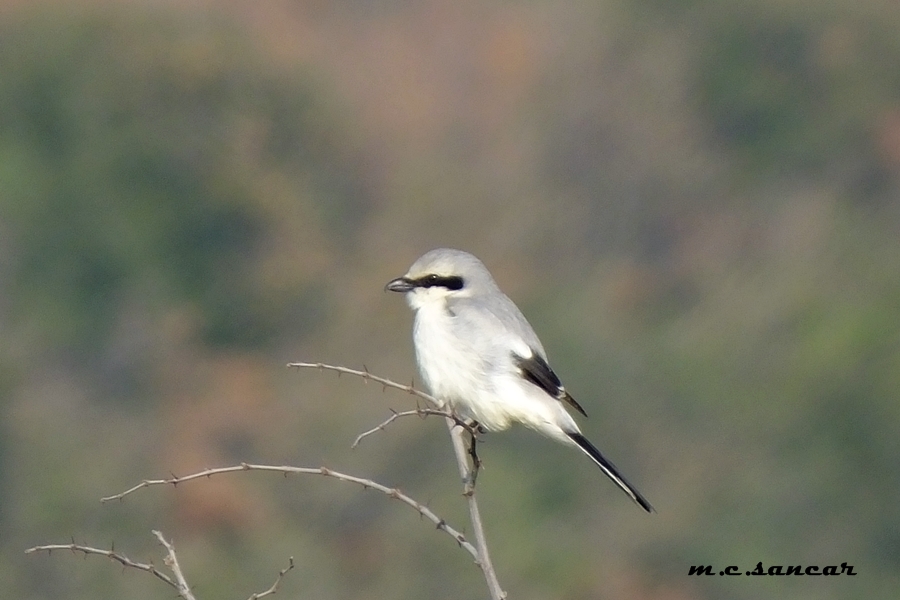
[464,420,483,495]
[467,425,481,470]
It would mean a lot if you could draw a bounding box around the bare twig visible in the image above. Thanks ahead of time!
[153,531,197,600]
[290,361,505,599]
[352,407,477,448]
[289,362,483,482]
[448,421,505,599]
[101,463,477,559]
[248,557,295,600]
[26,532,200,600]
[27,533,293,600]
[25,540,178,590]
[287,362,438,406]
[31,363,502,599]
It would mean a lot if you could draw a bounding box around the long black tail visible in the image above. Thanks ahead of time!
[567,432,654,513]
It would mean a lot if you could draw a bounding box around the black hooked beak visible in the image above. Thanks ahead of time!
[385,277,415,293]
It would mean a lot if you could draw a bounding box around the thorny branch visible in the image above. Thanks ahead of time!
[27,362,504,600]
[100,463,477,559]
[287,362,438,405]
[290,361,506,599]
[287,362,483,478]
[152,530,196,600]
[26,533,294,600]
[25,538,180,592]
[351,407,479,448]
[247,556,295,600]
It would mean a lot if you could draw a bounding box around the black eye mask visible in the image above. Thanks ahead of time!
[416,274,464,290]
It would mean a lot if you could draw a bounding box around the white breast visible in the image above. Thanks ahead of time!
[413,302,485,407]
[413,301,556,432]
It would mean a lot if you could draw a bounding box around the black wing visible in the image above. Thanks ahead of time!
[513,351,588,417]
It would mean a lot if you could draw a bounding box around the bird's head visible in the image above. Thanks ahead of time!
[385,248,497,309]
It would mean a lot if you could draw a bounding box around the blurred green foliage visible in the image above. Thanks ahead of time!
[0,9,368,359]
[696,8,900,192]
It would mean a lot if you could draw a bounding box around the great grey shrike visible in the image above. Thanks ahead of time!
[386,248,653,513]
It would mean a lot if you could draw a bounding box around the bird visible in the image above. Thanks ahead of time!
[385,248,653,513]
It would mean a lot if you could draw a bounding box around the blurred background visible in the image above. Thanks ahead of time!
[2,1,899,599]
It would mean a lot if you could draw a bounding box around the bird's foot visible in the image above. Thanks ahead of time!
[463,421,482,495]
